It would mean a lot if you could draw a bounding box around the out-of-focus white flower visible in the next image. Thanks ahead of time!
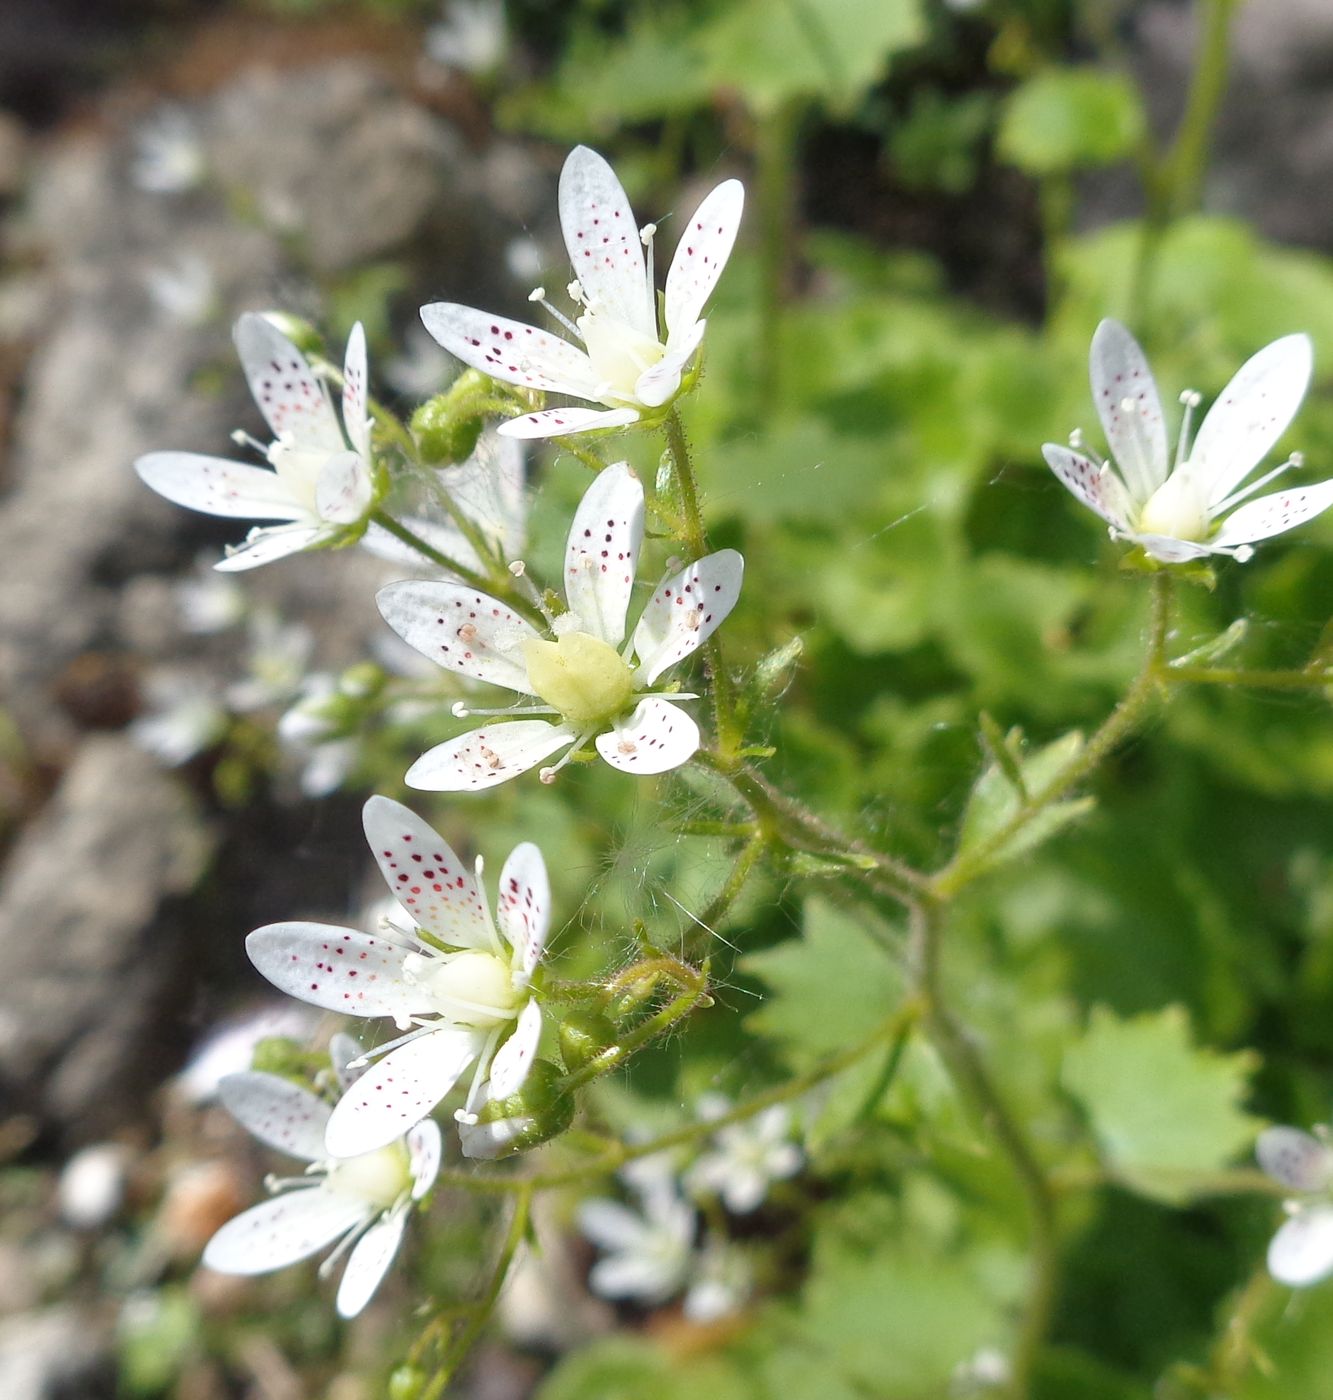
[951,1347,1013,1395]
[58,1143,132,1230]
[1258,1124,1333,1286]
[130,107,205,194]
[685,1096,802,1213]
[379,462,743,790]
[1045,320,1331,563]
[579,1165,696,1306]
[174,1001,319,1105]
[383,323,455,400]
[226,612,314,712]
[246,797,551,1156]
[682,1239,751,1322]
[135,315,376,572]
[143,253,216,325]
[425,0,507,75]
[175,559,247,634]
[131,671,228,765]
[421,146,744,439]
[202,1047,440,1318]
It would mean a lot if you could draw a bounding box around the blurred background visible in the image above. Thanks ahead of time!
[3,1,1333,1396]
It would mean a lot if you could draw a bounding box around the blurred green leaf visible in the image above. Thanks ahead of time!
[999,69,1146,175]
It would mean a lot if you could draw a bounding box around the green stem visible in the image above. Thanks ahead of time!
[909,901,1057,1399]
[930,573,1173,899]
[420,1184,532,1400]
[560,438,606,475]
[682,832,769,960]
[1165,664,1333,691]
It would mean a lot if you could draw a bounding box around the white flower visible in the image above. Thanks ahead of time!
[683,1239,752,1322]
[579,1166,697,1306]
[685,1097,802,1214]
[201,1044,441,1318]
[143,252,216,325]
[226,611,314,712]
[173,1000,318,1104]
[421,146,744,439]
[130,106,205,194]
[361,429,528,579]
[135,315,375,571]
[1044,320,1332,562]
[383,322,456,399]
[130,671,228,765]
[1257,1124,1333,1286]
[175,559,247,634]
[246,796,550,1156]
[425,0,507,75]
[377,462,743,790]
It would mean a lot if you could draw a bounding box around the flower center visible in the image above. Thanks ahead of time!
[324,1141,411,1209]
[412,949,520,1028]
[522,631,635,727]
[268,441,326,516]
[1138,469,1210,541]
[577,308,664,402]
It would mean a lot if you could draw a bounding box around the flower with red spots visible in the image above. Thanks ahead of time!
[376,462,744,790]
[246,797,550,1156]
[201,1034,441,1318]
[420,145,744,439]
[135,314,377,571]
[1044,320,1332,563]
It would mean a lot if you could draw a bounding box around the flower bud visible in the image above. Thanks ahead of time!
[248,1036,314,1080]
[558,1009,618,1072]
[257,311,323,358]
[388,1365,427,1400]
[458,1060,573,1160]
[410,369,491,465]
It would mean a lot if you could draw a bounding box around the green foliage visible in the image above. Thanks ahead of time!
[999,69,1147,175]
[1063,1006,1261,1204]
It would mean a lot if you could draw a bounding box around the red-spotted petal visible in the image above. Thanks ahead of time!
[377,581,540,692]
[246,921,426,1020]
[1089,319,1168,503]
[420,302,599,398]
[665,179,743,341]
[202,1188,368,1276]
[496,843,551,975]
[564,462,644,646]
[335,1209,407,1318]
[234,313,342,451]
[323,1026,483,1157]
[341,322,371,461]
[559,146,654,339]
[1211,481,1333,550]
[407,1118,443,1199]
[1042,443,1131,531]
[218,1071,331,1162]
[497,406,640,440]
[633,549,744,685]
[213,523,323,572]
[595,698,699,774]
[362,796,493,950]
[135,452,307,521]
[405,721,577,792]
[315,450,372,524]
[488,999,542,1099]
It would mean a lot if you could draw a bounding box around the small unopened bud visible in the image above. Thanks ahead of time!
[409,368,490,465]
[388,1365,427,1400]
[558,1009,618,1072]
[457,1060,573,1160]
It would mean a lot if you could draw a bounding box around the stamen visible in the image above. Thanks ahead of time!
[264,1172,320,1195]
[349,1022,432,1066]
[451,701,559,719]
[1175,389,1202,469]
[317,1213,380,1279]
[505,560,559,629]
[472,854,503,957]
[566,279,586,306]
[528,285,579,337]
[640,222,657,319]
[1119,395,1159,493]
[1214,452,1305,517]
[538,740,585,785]
[454,1028,502,1124]
[230,428,269,457]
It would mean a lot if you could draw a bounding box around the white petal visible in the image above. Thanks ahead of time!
[329,1032,364,1089]
[213,523,323,571]
[577,1199,648,1252]
[721,1167,768,1215]
[406,721,577,792]
[324,1026,483,1157]
[1211,480,1333,549]
[1089,319,1169,502]
[315,450,373,525]
[362,795,494,951]
[1194,334,1313,507]
[444,431,528,560]
[1269,1206,1333,1287]
[458,1111,530,1160]
[335,1210,407,1317]
[595,698,699,775]
[234,313,342,451]
[665,179,744,340]
[202,1188,368,1275]
[1123,531,1218,564]
[408,1118,443,1198]
[633,549,744,684]
[341,322,372,461]
[135,452,307,521]
[245,921,427,1020]
[589,1252,683,1304]
[497,406,640,440]
[558,146,654,339]
[640,320,707,408]
[377,580,540,692]
[1042,443,1131,531]
[419,302,599,398]
[1258,1126,1333,1193]
[496,843,551,976]
[218,1071,330,1162]
[564,462,644,645]
[489,999,542,1099]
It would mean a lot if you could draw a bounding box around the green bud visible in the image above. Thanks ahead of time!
[458,1060,574,1159]
[558,1009,618,1072]
[387,1365,427,1400]
[257,311,323,358]
[410,369,491,465]
[750,636,803,703]
[250,1036,316,1080]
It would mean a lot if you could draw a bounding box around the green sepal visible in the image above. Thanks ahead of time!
[410,369,492,465]
[471,1059,574,1155]
[558,1009,619,1072]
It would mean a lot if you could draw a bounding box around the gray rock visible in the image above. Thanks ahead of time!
[0,736,212,1141]
[0,1307,111,1400]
